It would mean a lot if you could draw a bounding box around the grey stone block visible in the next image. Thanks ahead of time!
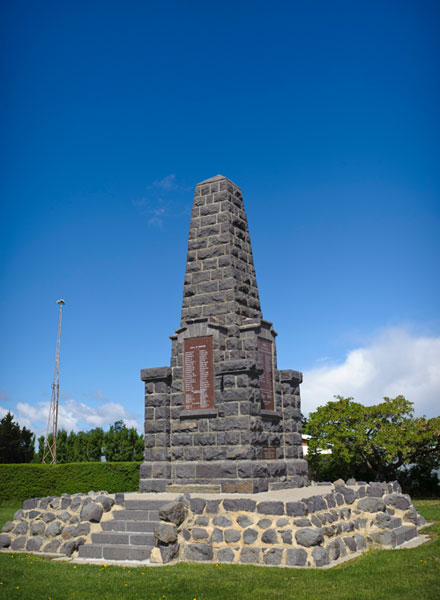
[0,534,11,548]
[2,521,14,533]
[327,540,340,560]
[294,518,312,527]
[243,528,258,544]
[29,510,41,519]
[276,517,289,527]
[14,521,29,535]
[257,501,284,515]
[206,500,221,514]
[184,543,213,561]
[130,534,155,546]
[343,536,357,552]
[50,498,60,509]
[279,530,292,544]
[263,548,283,565]
[286,501,307,517]
[31,521,46,536]
[240,547,261,564]
[367,483,385,497]
[192,527,209,541]
[62,525,77,540]
[295,528,324,547]
[160,543,179,563]
[23,498,39,509]
[357,497,385,513]
[312,546,330,567]
[61,497,71,509]
[80,503,103,523]
[213,516,233,527]
[154,523,178,544]
[96,496,115,512]
[159,501,186,526]
[334,485,357,504]
[26,536,44,551]
[257,518,272,529]
[46,521,63,537]
[59,541,77,556]
[286,547,307,566]
[384,493,411,510]
[261,529,278,544]
[190,498,207,514]
[372,530,396,546]
[404,525,417,541]
[224,529,241,543]
[43,539,61,553]
[223,498,256,512]
[210,528,223,543]
[217,548,235,562]
[311,515,322,528]
[354,533,366,549]
[58,511,72,523]
[11,536,26,550]
[236,516,253,529]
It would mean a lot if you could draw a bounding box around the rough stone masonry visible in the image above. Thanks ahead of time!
[140,175,308,493]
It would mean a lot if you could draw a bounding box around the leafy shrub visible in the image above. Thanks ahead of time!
[0,462,141,502]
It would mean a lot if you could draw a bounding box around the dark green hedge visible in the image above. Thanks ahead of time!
[0,462,141,503]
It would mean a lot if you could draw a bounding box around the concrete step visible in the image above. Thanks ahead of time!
[91,532,155,546]
[78,543,153,561]
[101,520,156,533]
[124,500,168,511]
[77,498,169,562]
[111,509,162,521]
[166,484,221,493]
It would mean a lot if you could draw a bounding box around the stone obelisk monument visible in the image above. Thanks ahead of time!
[140,175,308,493]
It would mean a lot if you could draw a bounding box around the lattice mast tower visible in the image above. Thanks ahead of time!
[42,299,65,464]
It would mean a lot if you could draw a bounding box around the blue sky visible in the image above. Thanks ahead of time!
[1,0,439,435]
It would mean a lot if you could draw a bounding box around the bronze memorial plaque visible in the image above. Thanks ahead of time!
[184,336,214,411]
[258,338,274,410]
[262,447,277,460]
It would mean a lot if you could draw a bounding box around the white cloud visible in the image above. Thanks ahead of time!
[0,405,10,419]
[131,174,191,228]
[15,398,141,435]
[301,327,440,418]
[152,174,178,191]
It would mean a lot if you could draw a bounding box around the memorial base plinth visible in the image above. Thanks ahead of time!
[139,459,308,493]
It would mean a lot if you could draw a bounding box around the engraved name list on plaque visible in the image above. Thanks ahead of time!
[183,336,214,411]
[258,338,274,411]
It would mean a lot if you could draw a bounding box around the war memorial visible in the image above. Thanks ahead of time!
[0,176,428,567]
[140,174,308,494]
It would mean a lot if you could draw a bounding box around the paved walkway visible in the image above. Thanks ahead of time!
[122,484,336,502]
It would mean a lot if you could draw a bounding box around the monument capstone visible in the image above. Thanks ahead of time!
[140,175,308,493]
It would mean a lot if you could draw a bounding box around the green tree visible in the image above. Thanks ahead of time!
[0,412,35,463]
[103,420,144,461]
[305,396,440,484]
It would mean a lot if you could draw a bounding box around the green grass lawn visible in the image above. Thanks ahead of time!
[0,501,439,600]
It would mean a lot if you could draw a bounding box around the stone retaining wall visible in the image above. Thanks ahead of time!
[0,492,117,557]
[152,481,426,567]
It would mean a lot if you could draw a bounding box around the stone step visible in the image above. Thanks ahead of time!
[78,543,153,561]
[91,532,155,546]
[124,500,168,511]
[269,482,299,491]
[111,509,161,521]
[166,484,221,493]
[101,520,156,533]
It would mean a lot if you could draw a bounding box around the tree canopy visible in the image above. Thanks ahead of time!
[305,395,440,486]
[36,420,144,463]
[0,412,35,463]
